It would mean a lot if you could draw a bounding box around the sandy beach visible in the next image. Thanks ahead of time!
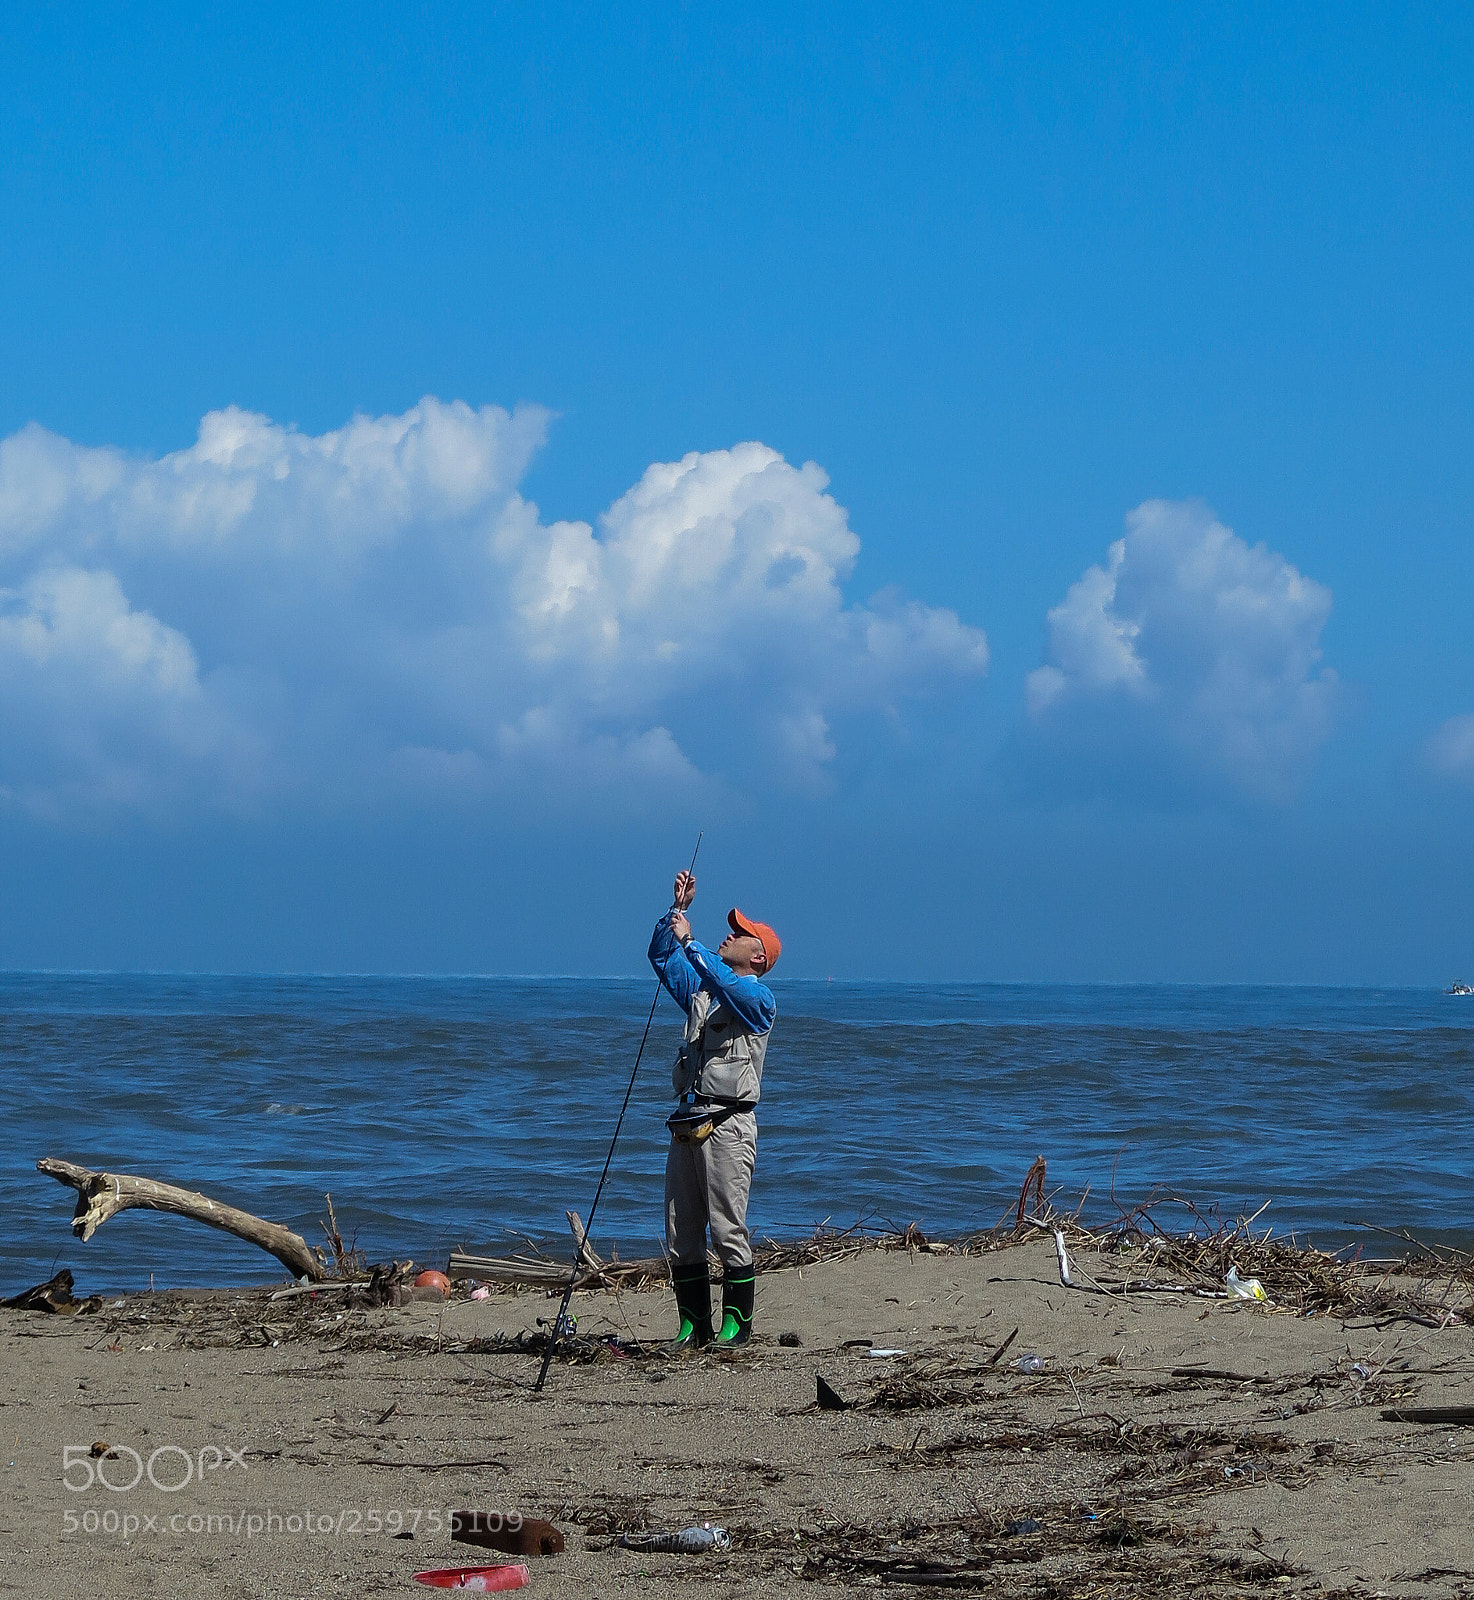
[3,1235,1472,1599]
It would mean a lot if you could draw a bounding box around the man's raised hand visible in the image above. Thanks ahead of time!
[673,871,696,911]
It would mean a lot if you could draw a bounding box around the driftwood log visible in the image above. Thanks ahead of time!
[37,1158,326,1282]
[447,1249,668,1290]
[446,1210,670,1291]
[1,1267,102,1315]
[448,1251,593,1288]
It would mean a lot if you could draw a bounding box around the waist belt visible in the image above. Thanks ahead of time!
[666,1096,756,1146]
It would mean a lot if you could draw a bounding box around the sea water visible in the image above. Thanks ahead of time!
[3,975,1471,1292]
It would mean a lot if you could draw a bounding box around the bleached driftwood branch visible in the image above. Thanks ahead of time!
[447,1247,669,1290]
[566,1210,603,1273]
[1052,1227,1201,1297]
[37,1158,326,1282]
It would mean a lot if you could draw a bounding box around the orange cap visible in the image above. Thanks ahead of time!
[728,907,781,973]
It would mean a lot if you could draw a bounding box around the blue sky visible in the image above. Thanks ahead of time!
[2,5,1473,980]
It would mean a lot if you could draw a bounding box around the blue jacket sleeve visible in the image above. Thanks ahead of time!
[648,912,701,1015]
[683,941,777,1035]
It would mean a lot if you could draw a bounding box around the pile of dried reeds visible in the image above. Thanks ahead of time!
[955,1156,1474,1324]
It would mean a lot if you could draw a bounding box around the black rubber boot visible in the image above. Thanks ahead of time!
[712,1264,755,1347]
[669,1262,713,1348]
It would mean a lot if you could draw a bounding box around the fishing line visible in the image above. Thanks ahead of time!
[533,831,703,1393]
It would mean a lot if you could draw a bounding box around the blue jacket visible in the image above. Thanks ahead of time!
[649,911,776,1106]
[648,911,776,1034]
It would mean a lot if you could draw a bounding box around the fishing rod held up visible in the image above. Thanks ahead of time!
[533,831,702,1393]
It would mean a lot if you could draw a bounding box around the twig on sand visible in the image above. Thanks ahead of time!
[1016,1156,1047,1227]
[986,1327,1019,1367]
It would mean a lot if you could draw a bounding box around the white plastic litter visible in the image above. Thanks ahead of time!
[1225,1266,1269,1301]
[618,1523,730,1553]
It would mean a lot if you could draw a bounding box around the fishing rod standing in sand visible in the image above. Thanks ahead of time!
[533,833,703,1394]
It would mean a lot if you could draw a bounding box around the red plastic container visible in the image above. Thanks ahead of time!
[412,1565,529,1591]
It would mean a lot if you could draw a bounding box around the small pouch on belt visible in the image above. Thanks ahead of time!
[666,1098,720,1146]
[666,1094,753,1146]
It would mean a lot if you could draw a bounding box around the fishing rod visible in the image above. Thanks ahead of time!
[533,831,703,1393]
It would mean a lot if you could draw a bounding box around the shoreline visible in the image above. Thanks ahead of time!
[9,1200,1470,1303]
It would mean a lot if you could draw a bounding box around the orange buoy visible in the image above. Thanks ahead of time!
[414,1269,451,1296]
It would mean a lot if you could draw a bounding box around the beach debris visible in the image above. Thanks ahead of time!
[1051,1226,1199,1298]
[450,1217,884,1295]
[452,1511,565,1556]
[414,1270,452,1298]
[1004,1518,1042,1536]
[269,1280,357,1302]
[470,1286,491,1301]
[1095,1514,1145,1548]
[1016,1154,1048,1225]
[995,1182,1473,1323]
[1,1267,102,1316]
[987,1327,1020,1366]
[1013,1354,1046,1374]
[817,1375,850,1411]
[450,1248,617,1289]
[867,1371,982,1411]
[778,1330,803,1346]
[1171,1366,1268,1384]
[367,1260,413,1305]
[1350,1361,1372,1380]
[617,1523,730,1554]
[898,1221,929,1252]
[1052,1226,1077,1286]
[35,1157,327,1281]
[565,1210,604,1275]
[867,1348,906,1358]
[319,1191,367,1277]
[413,1564,529,1591]
[1225,1266,1269,1301]
[1380,1406,1474,1426]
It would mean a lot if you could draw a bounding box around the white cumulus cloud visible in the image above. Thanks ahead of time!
[0,401,986,818]
[1022,499,1338,802]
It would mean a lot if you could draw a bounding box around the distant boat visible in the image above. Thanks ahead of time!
[1447,982,1474,996]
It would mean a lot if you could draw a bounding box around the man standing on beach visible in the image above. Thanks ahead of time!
[648,868,779,1348]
